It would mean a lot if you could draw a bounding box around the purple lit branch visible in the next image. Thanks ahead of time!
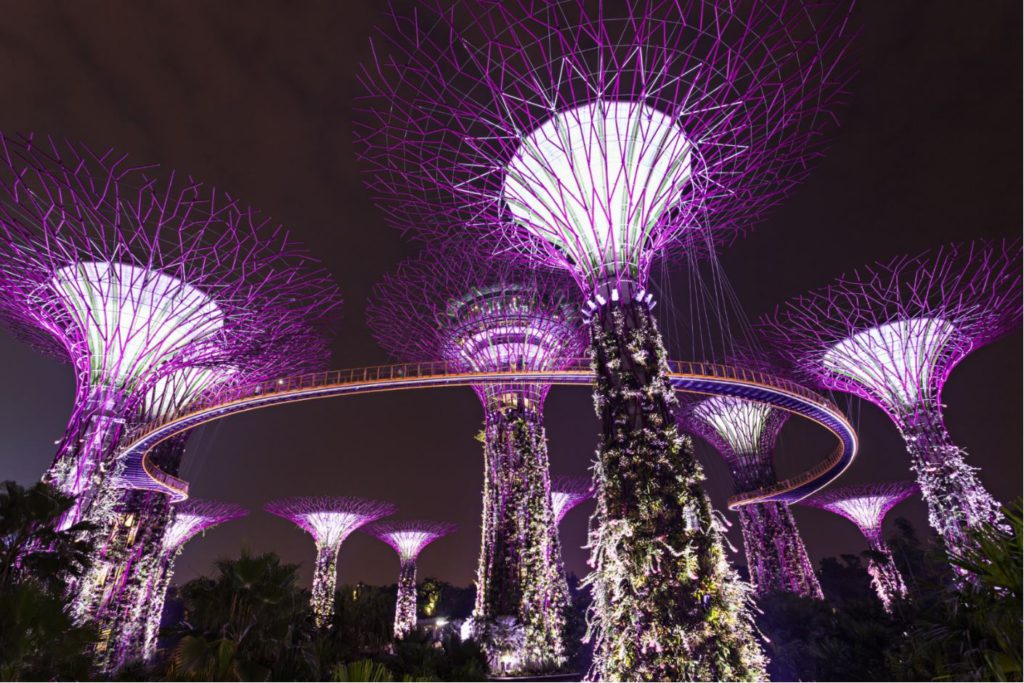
[162,499,249,553]
[367,247,585,409]
[366,520,456,638]
[550,475,594,525]
[266,496,395,628]
[761,240,1020,561]
[802,482,917,610]
[0,133,341,521]
[358,0,853,294]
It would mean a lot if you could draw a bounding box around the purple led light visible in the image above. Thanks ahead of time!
[762,240,1021,559]
[802,482,917,610]
[266,496,395,628]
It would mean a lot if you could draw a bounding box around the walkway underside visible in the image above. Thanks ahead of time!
[115,360,857,508]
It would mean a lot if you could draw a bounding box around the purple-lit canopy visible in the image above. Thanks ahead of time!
[265,496,396,549]
[359,0,853,293]
[162,499,248,553]
[0,133,341,411]
[365,520,456,562]
[367,248,585,408]
[549,475,594,525]
[761,240,1022,420]
[802,482,918,537]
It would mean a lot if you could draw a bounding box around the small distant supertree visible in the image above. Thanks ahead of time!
[680,394,823,599]
[549,476,594,526]
[0,133,339,540]
[762,240,1021,559]
[133,500,248,661]
[359,2,852,678]
[266,497,395,628]
[368,250,583,671]
[801,482,918,611]
[365,521,456,638]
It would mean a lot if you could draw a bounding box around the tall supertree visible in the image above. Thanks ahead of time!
[801,482,917,611]
[365,520,456,639]
[265,496,395,628]
[679,394,823,599]
[133,500,248,661]
[762,240,1021,560]
[368,250,585,672]
[0,133,340,539]
[358,1,852,678]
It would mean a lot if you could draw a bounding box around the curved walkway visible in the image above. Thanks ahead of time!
[115,360,857,509]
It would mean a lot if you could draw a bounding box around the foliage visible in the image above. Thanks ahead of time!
[0,480,97,681]
[893,500,1023,682]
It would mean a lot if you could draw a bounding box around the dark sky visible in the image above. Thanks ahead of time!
[0,1,1020,591]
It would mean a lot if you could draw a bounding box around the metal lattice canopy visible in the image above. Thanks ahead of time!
[358,0,854,293]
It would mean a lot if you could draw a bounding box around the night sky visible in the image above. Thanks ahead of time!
[0,1,1020,592]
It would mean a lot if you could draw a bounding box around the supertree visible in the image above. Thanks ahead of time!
[131,499,248,661]
[549,475,594,526]
[0,133,340,540]
[368,249,585,672]
[358,1,852,678]
[265,496,396,628]
[679,394,823,599]
[761,240,1022,560]
[91,333,333,671]
[801,482,917,611]
[365,520,456,639]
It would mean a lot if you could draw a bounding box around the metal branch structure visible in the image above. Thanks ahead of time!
[0,132,340,533]
[762,240,1022,561]
[680,394,822,599]
[801,482,917,611]
[358,2,852,678]
[365,520,457,639]
[131,500,248,661]
[550,475,594,526]
[266,497,395,628]
[368,249,584,673]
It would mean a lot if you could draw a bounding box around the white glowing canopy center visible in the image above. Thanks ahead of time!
[300,511,363,547]
[692,396,774,454]
[503,100,694,284]
[822,317,957,408]
[383,531,437,560]
[162,513,216,552]
[143,365,235,420]
[50,262,225,388]
[827,496,891,532]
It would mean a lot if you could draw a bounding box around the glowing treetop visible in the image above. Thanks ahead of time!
[682,396,787,491]
[762,240,1021,423]
[549,475,594,525]
[802,481,917,610]
[0,133,340,401]
[162,500,249,554]
[359,0,852,294]
[802,482,918,541]
[368,249,585,409]
[266,497,396,549]
[366,520,456,563]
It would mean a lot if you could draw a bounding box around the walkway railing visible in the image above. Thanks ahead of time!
[115,360,856,508]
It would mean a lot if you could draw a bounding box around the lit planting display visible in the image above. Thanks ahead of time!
[366,520,456,638]
[266,497,395,628]
[762,240,1021,560]
[359,1,851,677]
[681,395,822,599]
[802,483,918,611]
[368,251,583,672]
